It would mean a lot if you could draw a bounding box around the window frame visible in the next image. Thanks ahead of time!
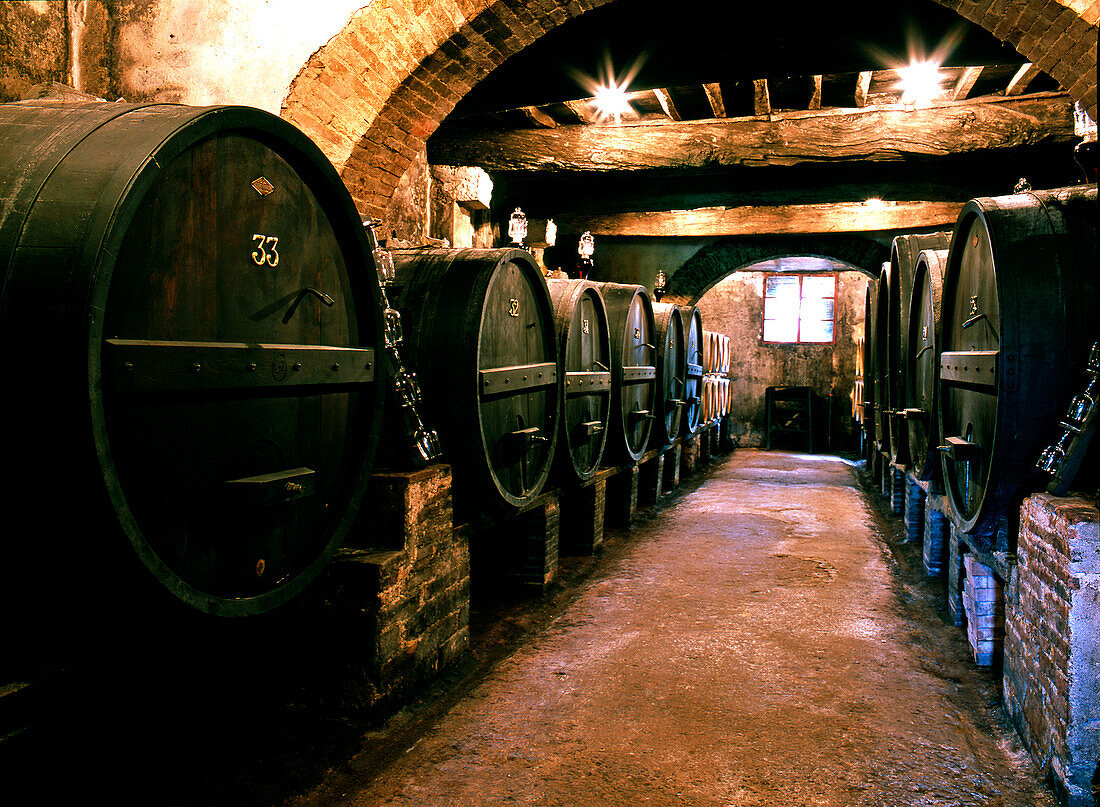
[761,272,838,345]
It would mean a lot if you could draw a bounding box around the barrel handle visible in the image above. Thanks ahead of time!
[961,313,986,329]
[914,344,932,360]
[283,287,335,323]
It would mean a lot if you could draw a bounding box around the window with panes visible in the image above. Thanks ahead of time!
[762,273,837,344]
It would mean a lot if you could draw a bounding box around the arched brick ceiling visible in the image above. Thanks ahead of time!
[662,235,891,306]
[282,0,1097,222]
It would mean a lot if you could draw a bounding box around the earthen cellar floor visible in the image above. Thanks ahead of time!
[294,449,1054,807]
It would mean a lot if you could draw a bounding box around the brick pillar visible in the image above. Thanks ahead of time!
[948,525,964,626]
[663,444,682,492]
[879,457,891,502]
[607,465,640,527]
[514,496,560,590]
[1005,494,1100,807]
[962,554,1004,666]
[885,465,904,515]
[560,478,606,555]
[922,495,950,577]
[904,476,925,543]
[639,452,665,507]
[681,435,699,477]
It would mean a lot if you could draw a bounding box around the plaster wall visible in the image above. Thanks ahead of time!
[697,268,868,450]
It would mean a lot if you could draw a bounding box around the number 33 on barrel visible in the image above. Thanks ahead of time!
[251,233,280,267]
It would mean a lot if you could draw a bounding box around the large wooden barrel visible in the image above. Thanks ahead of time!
[861,282,876,455]
[389,248,559,514]
[903,248,949,480]
[885,231,952,464]
[937,185,1098,541]
[591,282,657,463]
[871,263,891,453]
[651,302,687,446]
[0,102,386,618]
[546,279,612,482]
[679,305,704,436]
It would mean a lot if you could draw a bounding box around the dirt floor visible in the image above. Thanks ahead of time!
[286,450,1055,807]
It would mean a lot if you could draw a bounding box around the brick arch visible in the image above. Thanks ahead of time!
[282,0,1097,223]
[663,235,890,306]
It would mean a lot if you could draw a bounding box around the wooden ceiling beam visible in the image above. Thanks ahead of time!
[703,83,726,118]
[753,78,771,116]
[520,105,558,128]
[553,200,966,237]
[950,66,984,101]
[429,93,1074,173]
[653,88,682,121]
[809,75,822,110]
[855,71,873,108]
[1005,63,1041,96]
[563,99,597,125]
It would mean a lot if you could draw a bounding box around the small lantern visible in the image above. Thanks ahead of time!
[653,269,668,301]
[508,208,528,248]
[577,231,595,280]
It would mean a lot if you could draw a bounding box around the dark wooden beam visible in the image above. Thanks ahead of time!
[563,99,597,125]
[753,78,771,116]
[950,66,984,101]
[855,71,872,108]
[429,93,1074,173]
[653,88,682,121]
[553,200,965,237]
[1005,63,1041,96]
[521,106,558,128]
[703,83,726,118]
[809,75,822,110]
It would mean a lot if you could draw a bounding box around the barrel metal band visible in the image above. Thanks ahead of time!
[621,365,657,384]
[940,350,998,388]
[480,362,557,396]
[106,339,374,392]
[565,371,611,394]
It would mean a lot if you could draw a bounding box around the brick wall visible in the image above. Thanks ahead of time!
[1005,493,1100,806]
[281,0,1097,227]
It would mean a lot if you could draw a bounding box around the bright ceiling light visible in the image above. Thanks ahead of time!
[898,60,944,104]
[593,80,632,123]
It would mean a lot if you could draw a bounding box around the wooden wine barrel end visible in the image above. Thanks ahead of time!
[652,302,687,447]
[390,248,560,514]
[546,279,612,483]
[937,186,1098,543]
[591,282,657,464]
[678,305,704,436]
[886,231,952,465]
[0,102,386,617]
[905,248,950,480]
[861,283,876,449]
[872,262,891,453]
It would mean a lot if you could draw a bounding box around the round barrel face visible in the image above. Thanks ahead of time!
[561,287,611,478]
[477,259,557,501]
[621,293,656,456]
[939,213,1000,528]
[906,263,938,478]
[656,307,685,444]
[101,131,373,611]
[681,307,703,435]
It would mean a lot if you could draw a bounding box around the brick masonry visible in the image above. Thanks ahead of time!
[281,1,1097,228]
[310,464,471,715]
[962,553,1005,666]
[904,476,926,543]
[1004,493,1100,806]
[923,494,952,577]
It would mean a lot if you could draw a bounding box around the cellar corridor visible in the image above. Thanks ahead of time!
[291,450,1054,807]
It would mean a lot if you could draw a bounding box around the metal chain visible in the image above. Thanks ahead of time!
[363,220,442,465]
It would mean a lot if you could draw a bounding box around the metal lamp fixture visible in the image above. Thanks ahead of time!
[653,269,668,301]
[508,207,528,249]
[577,231,595,279]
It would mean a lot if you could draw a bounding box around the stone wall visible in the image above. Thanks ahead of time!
[693,266,868,450]
[1005,493,1100,807]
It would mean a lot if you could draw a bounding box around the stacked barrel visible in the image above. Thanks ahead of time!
[701,330,731,424]
[863,184,1098,550]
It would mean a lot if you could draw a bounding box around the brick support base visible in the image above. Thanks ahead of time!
[904,476,925,543]
[638,452,665,508]
[559,478,606,555]
[663,444,682,492]
[607,464,640,528]
[922,496,951,577]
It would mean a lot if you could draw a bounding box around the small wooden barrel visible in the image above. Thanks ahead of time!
[679,305,704,436]
[546,279,612,483]
[903,248,949,480]
[937,186,1098,541]
[0,102,386,618]
[651,302,687,446]
[872,263,891,453]
[390,248,559,514]
[593,282,657,463]
[886,231,952,464]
